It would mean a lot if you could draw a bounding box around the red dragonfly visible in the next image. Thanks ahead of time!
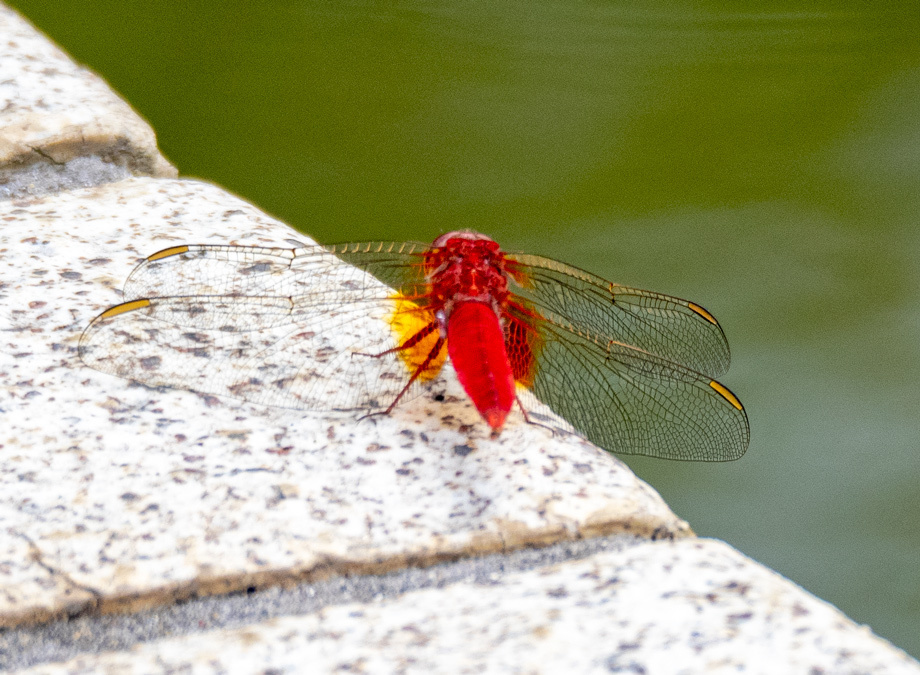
[79,231,749,461]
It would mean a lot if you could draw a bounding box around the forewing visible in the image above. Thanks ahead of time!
[520,324,749,461]
[508,254,731,378]
[81,245,437,412]
[123,242,430,303]
[325,241,433,301]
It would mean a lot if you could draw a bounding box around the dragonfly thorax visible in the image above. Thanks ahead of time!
[425,233,512,320]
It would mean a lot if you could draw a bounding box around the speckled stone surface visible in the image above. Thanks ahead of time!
[0,177,691,628]
[0,4,176,199]
[16,539,920,675]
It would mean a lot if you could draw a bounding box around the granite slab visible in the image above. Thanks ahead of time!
[0,177,690,628]
[16,538,919,674]
[0,4,176,199]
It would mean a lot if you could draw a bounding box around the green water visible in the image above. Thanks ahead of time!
[10,0,919,657]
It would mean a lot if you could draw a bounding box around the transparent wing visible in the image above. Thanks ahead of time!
[124,244,729,379]
[122,242,432,304]
[80,245,437,412]
[508,254,731,379]
[518,322,749,461]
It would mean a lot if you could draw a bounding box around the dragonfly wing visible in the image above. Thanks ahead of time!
[521,324,749,461]
[324,241,432,299]
[508,253,731,378]
[125,244,310,299]
[81,282,435,413]
[124,243,432,305]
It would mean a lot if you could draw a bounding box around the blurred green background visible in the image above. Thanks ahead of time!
[9,0,919,657]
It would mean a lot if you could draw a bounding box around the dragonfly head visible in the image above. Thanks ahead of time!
[432,230,495,248]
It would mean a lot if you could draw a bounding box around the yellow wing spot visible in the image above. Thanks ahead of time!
[709,380,743,411]
[147,245,190,261]
[688,302,718,325]
[387,293,446,382]
[99,298,152,319]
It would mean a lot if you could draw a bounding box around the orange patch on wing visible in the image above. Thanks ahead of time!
[387,293,446,382]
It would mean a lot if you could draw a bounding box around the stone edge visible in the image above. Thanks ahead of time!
[2,512,691,630]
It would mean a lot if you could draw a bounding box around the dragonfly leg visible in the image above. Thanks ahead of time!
[355,320,439,358]
[359,335,447,421]
[514,395,557,437]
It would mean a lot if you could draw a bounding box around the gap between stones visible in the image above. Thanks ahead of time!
[0,530,676,671]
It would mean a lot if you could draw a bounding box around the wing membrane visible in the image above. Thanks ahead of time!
[124,242,434,305]
[81,245,435,412]
[509,253,731,378]
[521,323,748,461]
[324,241,431,299]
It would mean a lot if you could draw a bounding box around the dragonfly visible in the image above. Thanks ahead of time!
[79,230,750,461]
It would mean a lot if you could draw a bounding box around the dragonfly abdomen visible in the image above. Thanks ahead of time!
[446,300,516,433]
